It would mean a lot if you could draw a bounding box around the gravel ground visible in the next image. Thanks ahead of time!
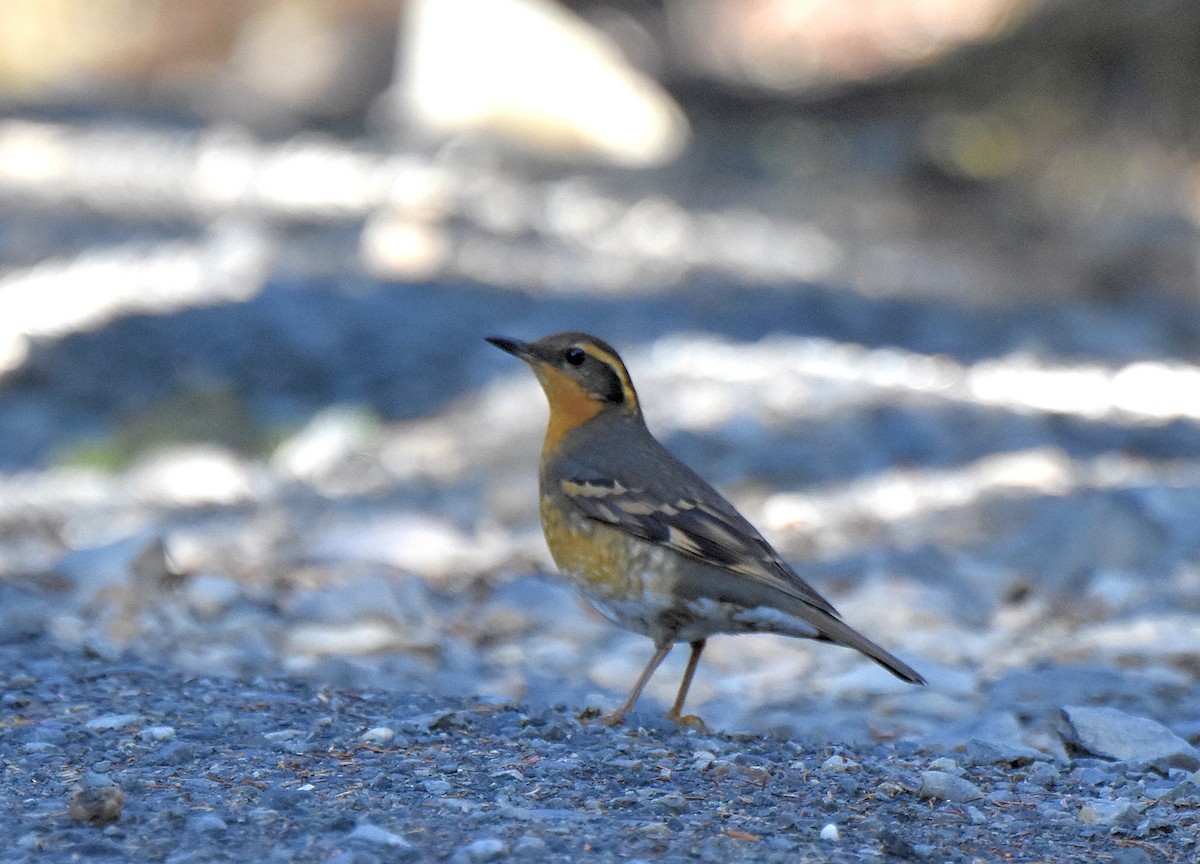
[4,635,1196,864]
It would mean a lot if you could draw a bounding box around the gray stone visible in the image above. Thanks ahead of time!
[649,792,688,813]
[966,737,1047,766]
[512,836,546,855]
[927,757,961,775]
[1025,762,1060,788]
[347,822,412,847]
[84,713,144,732]
[184,574,244,619]
[1077,798,1141,827]
[139,725,176,742]
[56,535,153,603]
[360,726,394,744]
[451,837,508,863]
[186,813,228,833]
[1062,706,1200,770]
[919,770,984,802]
[820,754,859,773]
[1111,848,1153,864]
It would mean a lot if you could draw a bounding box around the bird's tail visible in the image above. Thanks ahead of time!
[814,614,926,685]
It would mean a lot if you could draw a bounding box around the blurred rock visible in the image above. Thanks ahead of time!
[68,785,125,827]
[311,511,510,583]
[394,0,688,166]
[1061,706,1200,770]
[666,0,1041,93]
[56,534,157,606]
[346,821,412,848]
[919,770,984,802]
[271,407,383,492]
[184,574,245,619]
[0,0,396,129]
[1077,797,1140,828]
[281,572,439,660]
[126,446,259,507]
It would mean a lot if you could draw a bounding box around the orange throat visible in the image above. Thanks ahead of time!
[535,366,604,454]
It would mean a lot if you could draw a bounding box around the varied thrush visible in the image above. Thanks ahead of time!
[487,331,924,726]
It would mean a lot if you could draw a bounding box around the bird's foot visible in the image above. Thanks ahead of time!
[578,706,626,727]
[667,711,708,731]
[598,710,627,727]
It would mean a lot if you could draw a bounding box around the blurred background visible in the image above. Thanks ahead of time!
[3,0,1200,740]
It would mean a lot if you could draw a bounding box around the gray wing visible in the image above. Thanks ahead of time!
[553,438,840,619]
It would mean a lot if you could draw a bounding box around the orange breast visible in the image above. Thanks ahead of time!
[539,496,643,601]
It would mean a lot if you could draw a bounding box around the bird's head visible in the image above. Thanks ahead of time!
[487,332,641,446]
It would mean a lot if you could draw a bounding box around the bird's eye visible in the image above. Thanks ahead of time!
[564,347,586,366]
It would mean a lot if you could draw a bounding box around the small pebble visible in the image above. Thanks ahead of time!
[187,813,228,833]
[821,754,859,773]
[84,714,143,732]
[361,726,395,744]
[451,837,508,864]
[185,574,244,619]
[139,725,176,742]
[819,823,840,841]
[68,786,126,827]
[513,836,546,854]
[649,792,688,813]
[347,822,412,847]
[928,757,960,774]
[1078,798,1140,827]
[1026,761,1059,788]
[920,770,984,802]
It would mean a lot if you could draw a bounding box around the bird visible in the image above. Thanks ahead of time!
[487,331,924,726]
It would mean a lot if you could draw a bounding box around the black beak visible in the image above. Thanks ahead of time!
[486,335,535,361]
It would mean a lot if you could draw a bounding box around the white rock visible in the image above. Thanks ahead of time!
[361,726,395,744]
[347,822,411,847]
[397,0,687,167]
[184,574,244,619]
[56,534,155,603]
[84,713,143,732]
[819,823,840,841]
[284,620,411,659]
[820,754,859,773]
[126,446,256,507]
[139,725,176,742]
[271,408,378,483]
